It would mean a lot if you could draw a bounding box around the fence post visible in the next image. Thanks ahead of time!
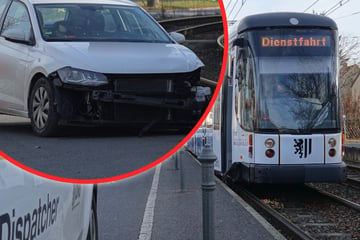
[198,144,217,240]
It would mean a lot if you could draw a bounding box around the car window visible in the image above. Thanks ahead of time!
[0,0,10,18]
[35,4,172,43]
[1,0,32,42]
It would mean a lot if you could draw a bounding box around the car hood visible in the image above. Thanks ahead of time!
[43,41,204,74]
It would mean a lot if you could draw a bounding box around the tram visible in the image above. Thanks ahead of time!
[210,12,347,183]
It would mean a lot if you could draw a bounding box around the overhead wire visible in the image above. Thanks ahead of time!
[335,11,360,19]
[232,0,247,20]
[324,0,343,15]
[226,1,239,20]
[324,0,350,16]
[304,0,320,12]
[225,0,247,21]
[224,0,232,10]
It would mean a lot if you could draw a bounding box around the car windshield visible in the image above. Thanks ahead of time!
[34,4,172,43]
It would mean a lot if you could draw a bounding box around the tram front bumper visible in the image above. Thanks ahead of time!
[243,162,347,183]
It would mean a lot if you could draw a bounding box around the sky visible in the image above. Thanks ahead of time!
[223,0,360,38]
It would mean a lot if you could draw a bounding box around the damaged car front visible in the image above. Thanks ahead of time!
[44,41,208,136]
[0,0,210,137]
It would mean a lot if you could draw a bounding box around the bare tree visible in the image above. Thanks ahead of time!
[309,12,360,137]
[339,35,360,68]
[311,11,360,87]
[339,35,360,90]
[338,35,360,138]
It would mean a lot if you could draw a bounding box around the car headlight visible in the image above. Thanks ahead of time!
[57,67,108,86]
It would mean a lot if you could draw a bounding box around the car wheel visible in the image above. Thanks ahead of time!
[86,197,98,240]
[29,77,59,137]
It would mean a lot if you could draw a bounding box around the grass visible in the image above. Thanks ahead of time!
[134,0,220,10]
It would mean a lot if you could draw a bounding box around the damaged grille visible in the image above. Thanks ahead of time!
[106,71,201,98]
[101,71,204,123]
[54,69,209,127]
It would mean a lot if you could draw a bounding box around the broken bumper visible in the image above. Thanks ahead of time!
[51,69,211,128]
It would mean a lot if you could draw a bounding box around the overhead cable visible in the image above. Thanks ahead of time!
[336,11,360,19]
[232,0,247,20]
[304,0,320,12]
[324,0,350,16]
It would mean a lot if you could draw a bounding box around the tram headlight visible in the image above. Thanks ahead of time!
[265,149,275,158]
[328,138,337,147]
[264,138,275,148]
[329,148,336,157]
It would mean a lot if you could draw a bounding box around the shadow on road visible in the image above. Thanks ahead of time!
[0,116,187,180]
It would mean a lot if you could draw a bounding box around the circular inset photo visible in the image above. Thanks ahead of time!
[0,0,228,183]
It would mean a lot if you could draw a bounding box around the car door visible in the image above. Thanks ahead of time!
[0,0,34,115]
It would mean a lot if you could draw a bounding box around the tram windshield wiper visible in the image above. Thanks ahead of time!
[276,128,301,134]
[307,101,331,130]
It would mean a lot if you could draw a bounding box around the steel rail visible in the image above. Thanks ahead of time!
[174,21,222,34]
[347,177,360,188]
[346,161,360,170]
[230,184,315,240]
[158,15,222,31]
[309,185,360,212]
[346,162,360,187]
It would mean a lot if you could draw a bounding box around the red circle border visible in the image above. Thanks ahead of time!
[0,1,229,184]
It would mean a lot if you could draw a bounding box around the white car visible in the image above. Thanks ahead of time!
[0,158,98,240]
[0,0,209,136]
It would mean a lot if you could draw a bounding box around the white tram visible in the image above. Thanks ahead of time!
[200,12,347,183]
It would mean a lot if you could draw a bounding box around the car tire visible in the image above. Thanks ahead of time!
[29,77,59,137]
[86,197,98,240]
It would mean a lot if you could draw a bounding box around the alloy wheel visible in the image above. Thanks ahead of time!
[32,86,50,130]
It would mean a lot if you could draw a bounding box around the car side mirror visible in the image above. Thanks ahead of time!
[169,32,186,44]
[3,28,35,46]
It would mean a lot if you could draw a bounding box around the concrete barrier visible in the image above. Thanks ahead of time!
[344,146,360,162]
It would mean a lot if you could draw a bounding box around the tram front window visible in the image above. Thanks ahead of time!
[257,57,339,133]
[246,28,340,133]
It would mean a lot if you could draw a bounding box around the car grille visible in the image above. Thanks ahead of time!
[105,71,200,97]
[99,71,202,122]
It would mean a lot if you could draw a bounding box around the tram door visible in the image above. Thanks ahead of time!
[213,53,235,174]
[231,44,255,168]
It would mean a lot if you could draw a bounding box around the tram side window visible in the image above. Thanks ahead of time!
[234,51,242,123]
[232,56,240,122]
[238,49,254,131]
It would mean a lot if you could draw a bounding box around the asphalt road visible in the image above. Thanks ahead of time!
[97,168,155,240]
[96,152,282,240]
[0,115,185,180]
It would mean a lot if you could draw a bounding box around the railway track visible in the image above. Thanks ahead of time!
[346,162,360,187]
[158,15,222,32]
[227,181,360,240]
[159,15,223,40]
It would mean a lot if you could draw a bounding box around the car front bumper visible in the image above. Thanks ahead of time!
[51,70,211,129]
